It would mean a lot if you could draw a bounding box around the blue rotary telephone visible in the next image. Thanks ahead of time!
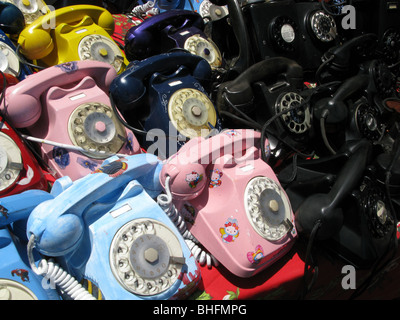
[26,153,201,300]
[109,51,222,159]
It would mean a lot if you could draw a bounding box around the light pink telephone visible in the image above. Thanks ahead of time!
[159,129,297,278]
[1,60,141,181]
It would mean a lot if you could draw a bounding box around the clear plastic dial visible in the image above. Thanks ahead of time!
[244,176,293,241]
[68,102,127,159]
[0,132,23,191]
[78,35,124,73]
[6,0,48,24]
[109,218,185,296]
[168,88,217,139]
[0,42,20,78]
[184,35,222,69]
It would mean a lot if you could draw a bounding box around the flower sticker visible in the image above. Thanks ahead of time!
[53,147,70,169]
[55,61,78,74]
[77,157,99,171]
[125,132,134,152]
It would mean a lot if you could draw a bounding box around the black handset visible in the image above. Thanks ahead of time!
[318,33,378,82]
[208,0,251,77]
[216,56,304,114]
[314,74,370,124]
[295,139,372,240]
[280,138,396,269]
[313,73,370,155]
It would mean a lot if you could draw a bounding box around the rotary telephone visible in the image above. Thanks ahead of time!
[17,5,129,74]
[242,0,340,77]
[279,139,397,269]
[159,129,297,278]
[313,58,398,156]
[124,9,223,70]
[0,60,141,181]
[216,56,313,165]
[109,51,222,159]
[0,110,48,198]
[26,153,200,300]
[0,189,61,300]
[0,29,32,80]
[3,0,50,25]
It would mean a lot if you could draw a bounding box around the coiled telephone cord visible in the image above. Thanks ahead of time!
[27,235,96,300]
[157,176,219,268]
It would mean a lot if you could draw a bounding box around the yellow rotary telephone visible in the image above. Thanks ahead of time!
[17,5,129,73]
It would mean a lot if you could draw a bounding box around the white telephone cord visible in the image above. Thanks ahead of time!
[157,176,219,268]
[27,235,96,300]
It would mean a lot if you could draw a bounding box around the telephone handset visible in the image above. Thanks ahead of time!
[280,140,396,268]
[216,56,311,163]
[3,0,50,25]
[318,33,378,83]
[0,114,48,198]
[0,189,61,300]
[1,60,141,181]
[124,9,223,69]
[17,5,129,74]
[0,29,32,80]
[159,129,297,278]
[27,154,200,300]
[207,0,251,78]
[0,2,25,35]
[294,140,372,240]
[109,51,221,159]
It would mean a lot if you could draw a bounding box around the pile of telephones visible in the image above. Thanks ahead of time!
[0,0,398,300]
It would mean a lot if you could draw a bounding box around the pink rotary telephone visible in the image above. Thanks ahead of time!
[0,60,141,181]
[159,129,297,278]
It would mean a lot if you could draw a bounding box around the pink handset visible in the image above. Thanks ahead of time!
[1,60,141,181]
[159,129,297,278]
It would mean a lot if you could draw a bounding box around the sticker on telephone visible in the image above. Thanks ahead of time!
[110,204,132,218]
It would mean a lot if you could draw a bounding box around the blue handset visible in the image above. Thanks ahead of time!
[27,153,201,300]
[0,189,60,300]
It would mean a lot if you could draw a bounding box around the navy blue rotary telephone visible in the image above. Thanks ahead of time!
[109,51,222,159]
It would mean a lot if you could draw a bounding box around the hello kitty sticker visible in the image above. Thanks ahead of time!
[186,171,203,188]
[209,169,223,188]
[220,217,239,243]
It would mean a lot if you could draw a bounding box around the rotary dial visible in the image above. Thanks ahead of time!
[110,218,185,296]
